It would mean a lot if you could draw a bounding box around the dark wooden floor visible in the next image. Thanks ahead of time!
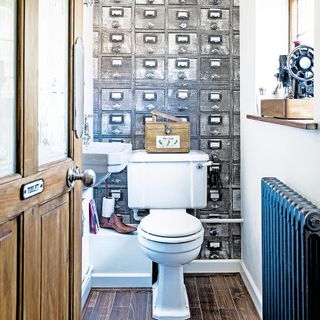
[82,274,260,320]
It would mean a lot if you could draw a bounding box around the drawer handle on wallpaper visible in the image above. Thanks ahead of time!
[112,104,121,110]
[148,0,155,3]
[211,74,220,79]
[147,47,154,54]
[178,105,188,111]
[146,104,155,111]
[212,129,220,135]
[179,22,188,29]
[111,178,121,184]
[212,0,220,4]
[112,21,120,28]
[112,128,122,135]
[178,47,187,54]
[178,71,186,80]
[112,73,121,79]
[146,73,154,79]
[211,105,220,110]
[211,49,220,54]
[210,22,218,30]
[112,46,121,53]
[147,22,155,29]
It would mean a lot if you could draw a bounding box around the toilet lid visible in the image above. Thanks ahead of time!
[139,211,203,238]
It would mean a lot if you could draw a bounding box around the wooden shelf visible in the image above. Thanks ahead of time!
[247,115,319,130]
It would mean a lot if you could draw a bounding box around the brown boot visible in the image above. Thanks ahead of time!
[100,213,137,234]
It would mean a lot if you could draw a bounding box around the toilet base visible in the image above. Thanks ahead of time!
[152,265,190,320]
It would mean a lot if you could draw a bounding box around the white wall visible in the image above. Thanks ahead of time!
[240,0,320,315]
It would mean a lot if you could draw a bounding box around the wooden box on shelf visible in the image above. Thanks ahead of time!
[145,111,190,153]
[261,98,314,119]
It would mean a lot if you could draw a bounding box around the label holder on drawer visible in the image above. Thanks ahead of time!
[176,10,190,20]
[110,8,124,17]
[144,9,157,18]
[209,92,222,102]
[143,59,158,68]
[208,115,222,125]
[176,59,190,69]
[110,91,124,101]
[143,92,157,101]
[110,33,124,42]
[109,114,124,124]
[208,9,222,19]
[208,35,222,44]
[144,34,158,43]
[176,34,190,44]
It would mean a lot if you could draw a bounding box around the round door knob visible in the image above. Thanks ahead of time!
[67,167,96,188]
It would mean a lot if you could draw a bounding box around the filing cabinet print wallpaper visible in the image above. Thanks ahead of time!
[93,0,240,260]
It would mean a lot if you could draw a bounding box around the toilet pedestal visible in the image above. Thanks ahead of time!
[152,265,190,320]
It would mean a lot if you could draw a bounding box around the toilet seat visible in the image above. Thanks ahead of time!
[138,225,204,244]
[139,210,203,238]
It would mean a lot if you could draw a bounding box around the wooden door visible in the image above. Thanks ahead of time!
[0,0,83,319]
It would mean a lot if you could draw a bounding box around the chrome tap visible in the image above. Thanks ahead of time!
[83,114,93,146]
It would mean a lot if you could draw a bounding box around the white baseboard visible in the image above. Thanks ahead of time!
[184,259,241,273]
[91,272,152,288]
[81,265,93,308]
[240,261,262,318]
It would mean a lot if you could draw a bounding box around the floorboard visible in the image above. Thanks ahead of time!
[82,274,260,320]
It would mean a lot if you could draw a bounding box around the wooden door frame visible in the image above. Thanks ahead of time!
[0,0,83,318]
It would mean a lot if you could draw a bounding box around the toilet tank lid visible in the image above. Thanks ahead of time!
[129,150,209,163]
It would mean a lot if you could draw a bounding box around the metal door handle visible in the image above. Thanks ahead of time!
[67,167,96,188]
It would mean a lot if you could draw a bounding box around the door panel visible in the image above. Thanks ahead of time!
[0,219,18,320]
[23,208,41,320]
[40,194,70,320]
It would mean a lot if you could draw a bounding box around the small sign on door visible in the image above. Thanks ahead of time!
[21,179,44,200]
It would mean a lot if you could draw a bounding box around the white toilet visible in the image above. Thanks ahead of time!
[128,150,209,320]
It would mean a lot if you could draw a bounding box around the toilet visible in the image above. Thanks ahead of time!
[128,150,209,320]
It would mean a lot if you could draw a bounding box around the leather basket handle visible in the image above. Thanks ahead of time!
[151,110,183,123]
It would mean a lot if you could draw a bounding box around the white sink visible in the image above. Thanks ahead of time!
[83,142,132,173]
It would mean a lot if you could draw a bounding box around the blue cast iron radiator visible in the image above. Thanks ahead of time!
[262,178,320,320]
